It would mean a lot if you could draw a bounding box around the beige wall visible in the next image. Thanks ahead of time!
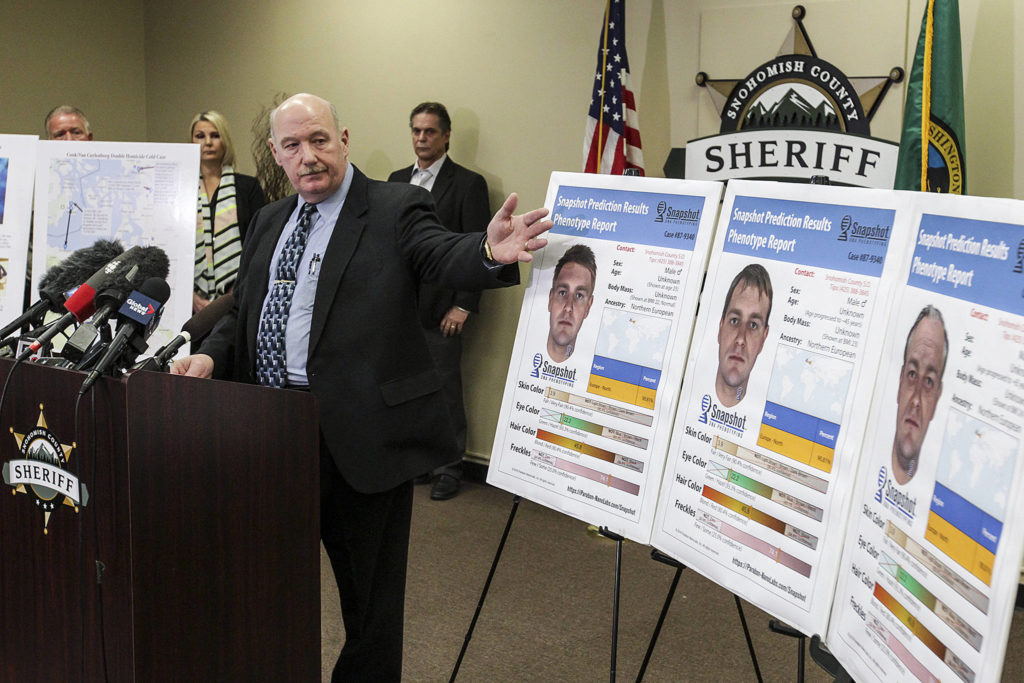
[0,0,147,141]
[954,0,1019,199]
[2,0,1021,460]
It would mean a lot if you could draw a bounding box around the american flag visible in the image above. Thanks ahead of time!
[583,0,644,175]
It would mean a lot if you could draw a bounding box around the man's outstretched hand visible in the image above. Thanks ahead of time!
[485,193,553,264]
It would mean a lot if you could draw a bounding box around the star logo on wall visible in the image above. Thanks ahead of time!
[696,4,903,135]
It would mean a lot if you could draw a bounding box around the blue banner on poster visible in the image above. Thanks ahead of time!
[550,185,705,250]
[722,195,895,277]
[908,214,1024,317]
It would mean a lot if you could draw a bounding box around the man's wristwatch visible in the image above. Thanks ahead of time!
[481,235,499,266]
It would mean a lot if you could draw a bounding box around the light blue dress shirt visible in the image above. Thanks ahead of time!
[259,164,354,386]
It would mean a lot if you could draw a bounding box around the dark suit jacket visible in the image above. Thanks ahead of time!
[387,158,490,327]
[199,166,517,493]
[190,173,267,350]
[232,173,268,244]
[205,172,267,245]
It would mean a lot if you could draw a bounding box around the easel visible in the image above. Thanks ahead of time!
[449,496,631,682]
[634,549,763,682]
[449,495,770,682]
[452,174,863,681]
[450,496,521,682]
[763,622,857,682]
[754,173,853,683]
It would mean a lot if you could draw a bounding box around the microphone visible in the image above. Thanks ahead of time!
[18,245,170,361]
[75,245,171,322]
[150,331,191,369]
[125,246,171,287]
[80,278,171,394]
[0,239,124,342]
[86,245,171,329]
[134,292,234,372]
[46,239,127,293]
[64,246,171,362]
[184,292,235,339]
[18,278,113,361]
[61,287,131,365]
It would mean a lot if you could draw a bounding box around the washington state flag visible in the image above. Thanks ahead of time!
[894,0,966,193]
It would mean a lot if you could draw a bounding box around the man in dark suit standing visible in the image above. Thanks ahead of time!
[388,102,490,501]
[171,93,551,682]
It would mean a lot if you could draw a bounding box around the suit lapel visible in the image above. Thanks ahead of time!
[387,165,413,184]
[245,196,298,350]
[430,158,456,206]
[308,168,368,356]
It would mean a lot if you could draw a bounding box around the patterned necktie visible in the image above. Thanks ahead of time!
[255,202,318,387]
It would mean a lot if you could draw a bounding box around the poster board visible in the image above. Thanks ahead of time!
[827,192,1024,683]
[31,141,199,351]
[650,180,914,635]
[488,172,722,543]
[0,135,38,326]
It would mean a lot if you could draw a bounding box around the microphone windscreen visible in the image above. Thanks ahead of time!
[128,247,171,287]
[138,277,172,306]
[83,244,168,297]
[63,284,98,321]
[39,239,125,296]
[182,292,234,339]
[36,263,68,297]
[83,245,144,292]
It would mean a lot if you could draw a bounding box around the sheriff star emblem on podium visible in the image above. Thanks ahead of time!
[3,404,87,534]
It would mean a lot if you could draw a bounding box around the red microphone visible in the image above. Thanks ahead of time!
[21,284,103,358]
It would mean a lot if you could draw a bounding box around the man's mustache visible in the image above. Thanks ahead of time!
[298,165,328,177]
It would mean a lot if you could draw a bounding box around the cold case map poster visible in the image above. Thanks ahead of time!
[31,141,199,352]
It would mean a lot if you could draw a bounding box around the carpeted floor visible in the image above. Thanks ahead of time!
[321,479,1024,682]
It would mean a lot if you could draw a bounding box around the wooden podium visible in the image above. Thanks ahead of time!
[0,359,320,681]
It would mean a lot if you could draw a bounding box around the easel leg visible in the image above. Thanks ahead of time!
[635,550,683,683]
[638,551,763,682]
[733,596,763,683]
[768,619,806,683]
[599,527,626,683]
[809,634,853,682]
[449,495,520,683]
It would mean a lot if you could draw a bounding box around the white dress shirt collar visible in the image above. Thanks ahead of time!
[411,154,446,191]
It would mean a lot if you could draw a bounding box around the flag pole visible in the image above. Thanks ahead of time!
[596,0,611,172]
[920,0,935,191]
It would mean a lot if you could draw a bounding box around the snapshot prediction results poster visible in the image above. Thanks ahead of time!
[31,141,199,352]
[488,172,723,543]
[0,135,38,325]
[828,194,1024,683]
[650,180,913,635]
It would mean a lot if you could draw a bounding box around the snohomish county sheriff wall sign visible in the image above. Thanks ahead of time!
[668,5,904,188]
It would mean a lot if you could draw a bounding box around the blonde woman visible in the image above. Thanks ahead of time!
[190,111,266,314]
